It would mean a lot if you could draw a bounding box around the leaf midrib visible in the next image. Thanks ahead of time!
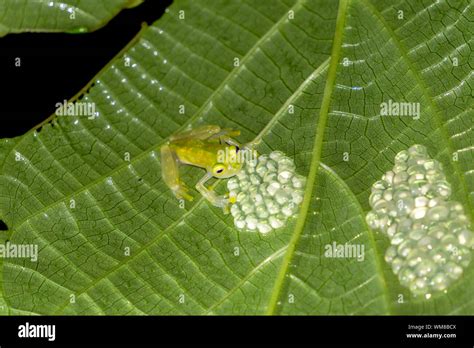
[265,0,350,315]
[204,246,288,315]
[320,163,393,314]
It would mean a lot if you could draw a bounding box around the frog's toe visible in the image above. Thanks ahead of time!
[221,201,231,215]
[214,196,230,209]
[183,192,194,201]
[171,184,194,201]
[178,189,194,201]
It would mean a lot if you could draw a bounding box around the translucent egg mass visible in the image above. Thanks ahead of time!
[227,150,306,234]
[366,144,474,298]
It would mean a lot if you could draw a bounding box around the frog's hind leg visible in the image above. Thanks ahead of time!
[160,144,193,201]
[208,128,259,150]
[170,125,221,141]
[242,137,261,151]
[207,128,241,144]
[214,129,260,154]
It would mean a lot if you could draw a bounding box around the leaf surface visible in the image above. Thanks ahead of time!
[0,0,472,314]
[0,0,142,36]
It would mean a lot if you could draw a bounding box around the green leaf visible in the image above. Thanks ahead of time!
[0,0,143,36]
[0,0,472,315]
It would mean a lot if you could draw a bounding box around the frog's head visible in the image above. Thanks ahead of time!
[211,145,244,179]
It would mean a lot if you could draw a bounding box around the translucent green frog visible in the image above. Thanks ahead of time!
[160,125,257,210]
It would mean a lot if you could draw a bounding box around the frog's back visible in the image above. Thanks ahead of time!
[170,139,221,169]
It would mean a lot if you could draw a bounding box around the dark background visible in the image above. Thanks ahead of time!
[0,315,473,346]
[0,0,172,138]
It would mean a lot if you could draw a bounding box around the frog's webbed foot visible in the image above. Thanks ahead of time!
[196,173,230,213]
[172,181,194,201]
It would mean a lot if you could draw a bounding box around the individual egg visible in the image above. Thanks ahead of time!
[382,171,395,185]
[291,191,304,205]
[384,245,398,263]
[457,229,473,246]
[292,175,305,189]
[270,151,284,161]
[266,160,278,172]
[234,217,246,229]
[256,205,269,219]
[257,222,272,234]
[263,172,278,183]
[395,150,409,163]
[426,205,449,221]
[278,170,293,184]
[365,211,380,230]
[410,207,428,220]
[266,182,281,196]
[230,204,241,217]
[269,216,284,229]
[275,189,290,205]
[256,163,268,177]
[245,215,258,230]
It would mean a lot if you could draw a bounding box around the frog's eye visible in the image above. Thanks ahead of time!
[213,164,226,175]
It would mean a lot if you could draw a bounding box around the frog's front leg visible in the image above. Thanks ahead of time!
[161,144,193,201]
[196,172,229,210]
[170,125,221,141]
